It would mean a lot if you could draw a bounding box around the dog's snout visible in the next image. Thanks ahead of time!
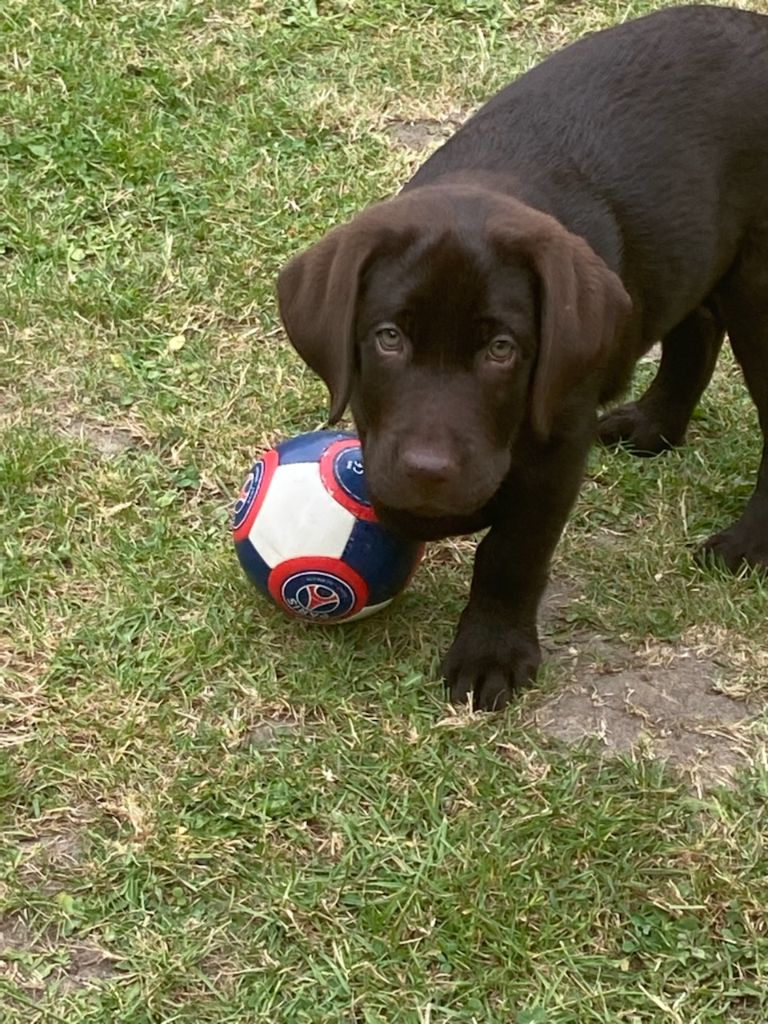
[400,445,455,484]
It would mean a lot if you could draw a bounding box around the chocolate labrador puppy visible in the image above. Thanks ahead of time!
[277,5,768,710]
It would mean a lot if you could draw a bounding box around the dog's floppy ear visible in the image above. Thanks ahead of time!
[278,208,397,423]
[277,221,372,423]
[528,226,631,439]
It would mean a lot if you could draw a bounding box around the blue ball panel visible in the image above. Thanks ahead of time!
[235,537,271,594]
[331,443,371,507]
[277,430,356,466]
[342,521,421,606]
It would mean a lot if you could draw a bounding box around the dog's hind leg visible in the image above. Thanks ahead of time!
[598,304,725,455]
[700,234,768,571]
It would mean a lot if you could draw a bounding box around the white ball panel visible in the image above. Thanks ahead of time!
[248,462,355,566]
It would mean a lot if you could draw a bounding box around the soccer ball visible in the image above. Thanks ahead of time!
[233,430,423,623]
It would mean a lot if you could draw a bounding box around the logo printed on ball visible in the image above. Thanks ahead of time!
[280,570,357,619]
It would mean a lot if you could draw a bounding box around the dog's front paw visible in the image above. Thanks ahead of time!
[441,614,541,711]
[699,520,768,573]
[598,402,684,455]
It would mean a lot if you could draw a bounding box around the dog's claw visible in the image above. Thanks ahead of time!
[442,616,541,711]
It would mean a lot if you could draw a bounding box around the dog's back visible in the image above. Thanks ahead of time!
[408,5,768,337]
[413,5,768,190]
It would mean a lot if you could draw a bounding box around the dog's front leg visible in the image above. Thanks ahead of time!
[442,427,593,711]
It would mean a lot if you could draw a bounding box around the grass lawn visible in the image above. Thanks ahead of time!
[3,0,768,1020]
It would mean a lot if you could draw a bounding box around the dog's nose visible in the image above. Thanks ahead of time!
[400,446,454,484]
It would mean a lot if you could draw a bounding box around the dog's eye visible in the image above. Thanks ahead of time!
[374,325,405,355]
[486,336,517,363]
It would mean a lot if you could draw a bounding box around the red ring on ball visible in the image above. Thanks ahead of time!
[232,448,279,543]
[268,556,370,622]
[319,439,378,523]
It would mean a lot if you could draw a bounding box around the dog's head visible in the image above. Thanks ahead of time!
[277,184,630,535]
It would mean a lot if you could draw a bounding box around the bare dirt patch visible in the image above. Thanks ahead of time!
[0,387,22,425]
[6,822,93,924]
[56,414,138,458]
[385,111,471,152]
[533,585,758,791]
[16,829,88,896]
[0,915,118,995]
[534,658,753,790]
[239,715,300,750]
[19,830,86,868]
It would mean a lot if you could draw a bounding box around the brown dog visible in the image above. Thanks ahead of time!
[277,5,768,710]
